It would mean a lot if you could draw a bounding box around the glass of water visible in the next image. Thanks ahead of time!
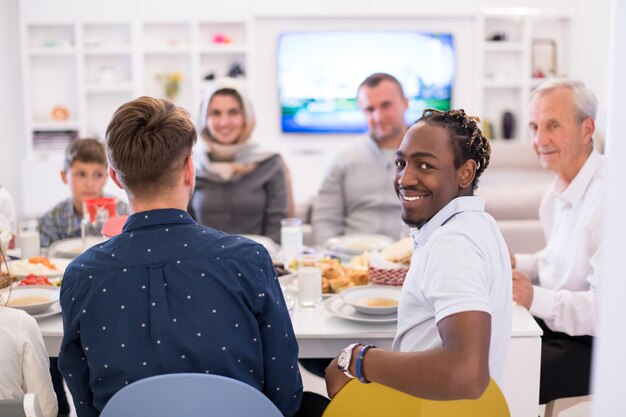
[297,254,322,307]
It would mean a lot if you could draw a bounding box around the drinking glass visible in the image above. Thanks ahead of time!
[18,220,40,259]
[297,254,322,307]
[281,218,303,263]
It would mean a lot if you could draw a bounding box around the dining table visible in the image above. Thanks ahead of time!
[38,298,542,417]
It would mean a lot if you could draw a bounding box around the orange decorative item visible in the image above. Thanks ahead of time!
[51,105,70,121]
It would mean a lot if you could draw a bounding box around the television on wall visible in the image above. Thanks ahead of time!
[277,31,455,134]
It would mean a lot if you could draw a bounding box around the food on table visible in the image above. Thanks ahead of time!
[349,252,369,269]
[18,274,54,286]
[28,256,58,270]
[7,295,51,307]
[356,297,399,307]
[320,258,368,294]
[0,272,15,289]
[2,257,62,277]
[380,237,413,265]
[272,261,289,277]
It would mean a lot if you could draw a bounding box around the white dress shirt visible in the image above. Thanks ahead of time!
[0,307,58,417]
[516,149,604,336]
[392,196,512,387]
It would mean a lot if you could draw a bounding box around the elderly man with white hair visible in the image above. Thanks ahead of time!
[510,79,604,404]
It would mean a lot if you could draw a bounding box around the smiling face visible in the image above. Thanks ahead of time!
[528,87,594,183]
[357,80,408,149]
[61,161,108,214]
[206,93,245,145]
[394,122,476,228]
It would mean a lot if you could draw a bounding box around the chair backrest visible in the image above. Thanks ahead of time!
[0,394,44,417]
[100,373,283,417]
[322,378,510,417]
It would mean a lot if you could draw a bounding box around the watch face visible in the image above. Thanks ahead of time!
[338,350,349,369]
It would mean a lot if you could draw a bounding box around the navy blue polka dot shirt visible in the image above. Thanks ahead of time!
[58,209,302,416]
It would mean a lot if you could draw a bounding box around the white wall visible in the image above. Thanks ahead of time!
[8,0,613,216]
[592,0,625,414]
[0,0,25,215]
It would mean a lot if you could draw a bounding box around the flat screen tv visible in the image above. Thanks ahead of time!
[277,31,455,133]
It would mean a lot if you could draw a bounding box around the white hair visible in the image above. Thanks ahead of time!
[531,79,598,122]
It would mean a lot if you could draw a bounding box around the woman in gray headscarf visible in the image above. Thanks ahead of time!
[189,78,293,243]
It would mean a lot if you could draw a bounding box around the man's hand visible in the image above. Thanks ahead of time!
[512,270,533,308]
[324,355,351,399]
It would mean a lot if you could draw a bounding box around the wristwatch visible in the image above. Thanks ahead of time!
[337,343,361,378]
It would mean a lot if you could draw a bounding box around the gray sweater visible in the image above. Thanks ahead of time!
[190,154,288,243]
[312,138,407,245]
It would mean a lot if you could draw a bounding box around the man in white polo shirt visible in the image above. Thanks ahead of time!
[511,79,603,404]
[325,109,511,400]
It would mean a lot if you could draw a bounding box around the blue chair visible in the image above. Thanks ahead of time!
[100,373,283,417]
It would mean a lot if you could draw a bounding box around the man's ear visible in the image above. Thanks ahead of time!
[582,117,596,144]
[60,170,68,185]
[458,159,477,190]
[108,167,124,190]
[183,156,195,186]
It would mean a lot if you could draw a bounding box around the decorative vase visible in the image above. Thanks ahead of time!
[502,111,514,140]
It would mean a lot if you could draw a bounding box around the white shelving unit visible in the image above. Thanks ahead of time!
[476,8,573,142]
[20,18,251,154]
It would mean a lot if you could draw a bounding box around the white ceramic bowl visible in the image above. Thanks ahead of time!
[340,285,401,315]
[2,286,60,315]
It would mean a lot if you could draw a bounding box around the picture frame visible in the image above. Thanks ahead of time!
[532,39,557,78]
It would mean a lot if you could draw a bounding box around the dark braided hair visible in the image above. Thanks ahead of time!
[418,108,491,190]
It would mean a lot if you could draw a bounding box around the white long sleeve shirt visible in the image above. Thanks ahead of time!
[0,307,58,417]
[516,150,604,336]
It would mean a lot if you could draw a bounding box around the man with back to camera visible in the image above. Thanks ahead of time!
[311,72,409,245]
[511,79,604,404]
[58,97,303,416]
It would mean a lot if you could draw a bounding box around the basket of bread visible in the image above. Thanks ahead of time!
[368,237,413,286]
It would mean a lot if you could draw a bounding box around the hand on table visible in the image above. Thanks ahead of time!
[512,270,533,309]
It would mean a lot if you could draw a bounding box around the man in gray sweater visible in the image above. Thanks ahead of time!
[312,73,409,245]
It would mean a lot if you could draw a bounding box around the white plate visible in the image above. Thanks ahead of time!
[31,301,62,321]
[2,286,60,314]
[278,271,296,286]
[323,295,397,323]
[340,285,402,315]
[48,237,105,259]
[325,234,395,257]
[240,234,278,257]
[1,258,71,279]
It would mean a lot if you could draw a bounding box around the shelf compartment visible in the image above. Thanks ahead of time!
[84,54,132,86]
[199,54,246,82]
[483,41,524,52]
[83,23,132,50]
[199,21,247,47]
[27,23,75,48]
[28,55,79,127]
[84,84,134,93]
[143,22,192,50]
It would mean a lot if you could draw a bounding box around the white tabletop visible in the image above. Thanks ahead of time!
[37,300,540,357]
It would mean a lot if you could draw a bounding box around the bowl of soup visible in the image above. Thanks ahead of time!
[2,286,60,314]
[340,285,401,315]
